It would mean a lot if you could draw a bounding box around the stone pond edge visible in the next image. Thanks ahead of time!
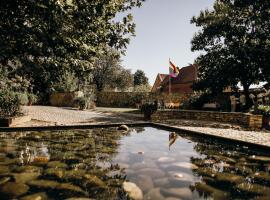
[0,122,269,151]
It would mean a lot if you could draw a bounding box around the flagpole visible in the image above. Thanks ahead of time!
[169,58,171,98]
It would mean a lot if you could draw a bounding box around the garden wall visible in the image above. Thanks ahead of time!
[152,110,263,129]
[97,92,190,108]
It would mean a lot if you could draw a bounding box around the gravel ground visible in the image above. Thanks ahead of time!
[21,106,138,126]
[173,126,270,147]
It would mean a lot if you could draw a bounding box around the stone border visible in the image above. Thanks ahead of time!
[0,115,31,127]
[0,122,270,151]
[152,110,263,129]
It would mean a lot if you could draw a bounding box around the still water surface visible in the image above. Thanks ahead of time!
[0,127,270,199]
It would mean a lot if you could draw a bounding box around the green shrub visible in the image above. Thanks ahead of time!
[28,93,38,105]
[140,102,158,120]
[74,97,88,110]
[51,71,78,93]
[16,93,29,105]
[251,105,270,118]
[0,89,21,118]
[186,93,213,110]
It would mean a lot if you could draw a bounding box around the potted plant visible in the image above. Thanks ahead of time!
[73,97,88,110]
[140,102,158,120]
[251,105,270,129]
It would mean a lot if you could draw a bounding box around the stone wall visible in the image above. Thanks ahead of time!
[152,110,263,129]
[97,92,190,108]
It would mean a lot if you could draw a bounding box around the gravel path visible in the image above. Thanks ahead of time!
[22,106,136,125]
[174,126,270,147]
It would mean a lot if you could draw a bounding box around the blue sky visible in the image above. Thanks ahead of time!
[121,0,215,85]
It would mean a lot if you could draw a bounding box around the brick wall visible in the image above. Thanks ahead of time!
[152,110,263,129]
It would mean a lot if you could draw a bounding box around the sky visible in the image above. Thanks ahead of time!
[121,0,215,85]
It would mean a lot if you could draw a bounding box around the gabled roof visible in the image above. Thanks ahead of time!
[159,74,168,81]
[151,73,169,92]
[161,64,198,86]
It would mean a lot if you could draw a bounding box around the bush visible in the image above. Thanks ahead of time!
[51,71,78,93]
[185,93,213,110]
[16,92,29,105]
[140,102,158,120]
[28,93,38,105]
[0,89,21,118]
[74,97,88,110]
[251,105,270,118]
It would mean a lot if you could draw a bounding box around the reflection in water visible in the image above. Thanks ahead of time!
[0,127,269,200]
[169,132,178,150]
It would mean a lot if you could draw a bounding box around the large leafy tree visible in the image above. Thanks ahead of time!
[92,49,133,92]
[0,0,144,94]
[191,0,270,100]
[133,69,149,86]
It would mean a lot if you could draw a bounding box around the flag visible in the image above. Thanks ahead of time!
[169,60,179,78]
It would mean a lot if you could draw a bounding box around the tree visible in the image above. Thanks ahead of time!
[92,49,133,92]
[191,0,270,101]
[134,70,149,86]
[0,0,145,95]
[133,84,152,92]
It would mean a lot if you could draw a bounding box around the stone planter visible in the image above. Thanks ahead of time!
[0,115,31,127]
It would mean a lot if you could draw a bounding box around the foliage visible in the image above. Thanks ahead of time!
[93,49,133,92]
[185,92,213,110]
[0,89,21,118]
[73,97,88,110]
[16,93,29,105]
[140,102,158,119]
[133,84,151,92]
[130,93,148,106]
[28,93,38,104]
[134,70,149,86]
[51,71,78,93]
[191,0,270,99]
[0,0,144,99]
[251,105,270,118]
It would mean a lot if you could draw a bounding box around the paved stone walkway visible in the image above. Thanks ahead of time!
[21,106,139,126]
[169,125,270,148]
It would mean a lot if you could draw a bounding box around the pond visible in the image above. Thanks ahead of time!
[0,127,270,200]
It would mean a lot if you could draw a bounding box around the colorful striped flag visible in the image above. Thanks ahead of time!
[169,60,179,78]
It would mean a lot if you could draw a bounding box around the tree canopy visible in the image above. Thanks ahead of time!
[191,0,270,97]
[134,69,149,86]
[0,0,144,95]
[92,49,133,92]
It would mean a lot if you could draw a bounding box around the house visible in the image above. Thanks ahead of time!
[152,64,198,94]
[151,73,168,93]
